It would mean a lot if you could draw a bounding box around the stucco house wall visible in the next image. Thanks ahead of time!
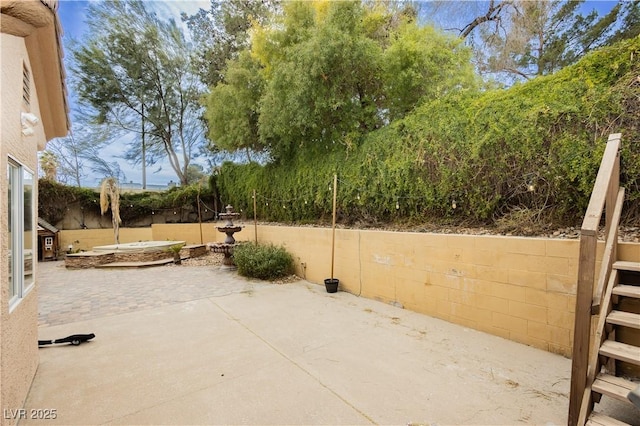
[1,1,68,423]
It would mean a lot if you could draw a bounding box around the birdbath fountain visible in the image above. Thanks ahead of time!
[210,205,243,268]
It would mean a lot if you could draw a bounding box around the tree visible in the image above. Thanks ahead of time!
[383,22,476,121]
[459,0,512,39]
[255,1,386,158]
[204,51,266,160]
[453,0,635,82]
[182,0,280,87]
[604,0,640,45]
[204,0,476,161]
[185,164,206,184]
[89,154,127,186]
[43,138,82,186]
[100,177,121,244]
[39,151,58,182]
[43,112,116,187]
[71,0,205,186]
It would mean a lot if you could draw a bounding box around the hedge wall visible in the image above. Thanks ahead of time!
[216,37,640,228]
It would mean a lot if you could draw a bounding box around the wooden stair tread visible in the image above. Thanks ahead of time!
[613,261,640,272]
[607,310,640,330]
[613,285,640,299]
[592,373,637,403]
[599,340,640,366]
[586,412,630,426]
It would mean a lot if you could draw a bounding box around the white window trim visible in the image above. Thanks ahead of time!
[8,156,35,312]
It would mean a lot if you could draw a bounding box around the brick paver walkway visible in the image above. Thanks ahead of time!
[37,260,266,327]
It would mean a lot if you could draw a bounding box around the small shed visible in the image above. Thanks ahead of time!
[37,218,59,261]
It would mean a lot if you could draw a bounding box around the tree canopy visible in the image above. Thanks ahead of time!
[214,36,640,227]
[71,0,205,186]
[203,0,477,162]
[182,0,279,87]
[449,0,639,82]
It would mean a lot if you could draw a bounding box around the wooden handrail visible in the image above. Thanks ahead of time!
[568,133,622,426]
[592,188,625,314]
[581,134,621,234]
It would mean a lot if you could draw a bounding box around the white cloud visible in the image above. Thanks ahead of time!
[150,0,210,26]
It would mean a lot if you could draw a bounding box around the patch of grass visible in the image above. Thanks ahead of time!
[233,242,294,280]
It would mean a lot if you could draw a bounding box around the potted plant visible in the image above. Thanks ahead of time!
[324,277,339,293]
[167,243,185,265]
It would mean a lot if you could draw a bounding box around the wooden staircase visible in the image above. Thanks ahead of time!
[583,261,640,425]
[569,134,640,426]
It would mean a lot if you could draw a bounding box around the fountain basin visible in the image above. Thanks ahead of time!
[209,243,236,254]
[208,205,243,268]
[217,226,242,234]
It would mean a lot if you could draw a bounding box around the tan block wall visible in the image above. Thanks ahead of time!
[59,223,221,252]
[59,223,224,253]
[1,33,45,424]
[151,223,221,245]
[58,228,153,252]
[57,223,640,358]
[246,225,640,358]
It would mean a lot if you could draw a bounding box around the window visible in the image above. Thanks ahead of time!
[7,159,35,308]
[22,63,31,109]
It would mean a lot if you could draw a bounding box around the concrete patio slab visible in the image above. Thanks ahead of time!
[23,261,639,425]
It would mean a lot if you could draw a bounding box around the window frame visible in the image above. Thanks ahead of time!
[7,156,36,311]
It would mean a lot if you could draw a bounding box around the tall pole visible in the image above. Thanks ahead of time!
[197,179,203,244]
[331,174,337,280]
[141,101,146,189]
[253,189,258,243]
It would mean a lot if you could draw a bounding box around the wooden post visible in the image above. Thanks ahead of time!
[197,178,204,244]
[253,189,258,243]
[331,174,337,280]
[568,135,621,425]
[569,233,597,426]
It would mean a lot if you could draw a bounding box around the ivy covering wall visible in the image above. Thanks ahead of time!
[38,179,219,228]
[216,37,640,229]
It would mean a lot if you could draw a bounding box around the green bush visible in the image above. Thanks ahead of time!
[216,37,640,227]
[233,243,295,280]
[39,180,220,227]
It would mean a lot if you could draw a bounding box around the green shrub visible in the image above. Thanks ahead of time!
[38,180,220,227]
[233,243,295,280]
[217,37,640,227]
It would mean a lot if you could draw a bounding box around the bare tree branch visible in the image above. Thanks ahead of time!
[460,0,513,39]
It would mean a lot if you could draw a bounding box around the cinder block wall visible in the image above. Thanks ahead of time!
[57,224,640,357]
[59,228,153,252]
[151,223,221,245]
[237,225,640,358]
[58,224,222,252]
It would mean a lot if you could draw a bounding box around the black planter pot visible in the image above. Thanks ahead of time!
[324,278,339,293]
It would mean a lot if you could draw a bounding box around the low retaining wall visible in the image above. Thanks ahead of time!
[242,226,640,358]
[58,224,640,357]
[180,244,208,258]
[65,251,116,269]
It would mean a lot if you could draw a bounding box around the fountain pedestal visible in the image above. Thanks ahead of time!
[209,205,242,268]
